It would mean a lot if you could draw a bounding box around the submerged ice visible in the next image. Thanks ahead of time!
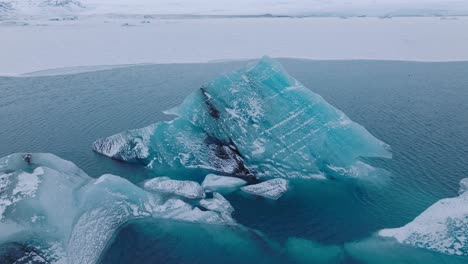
[0,153,234,264]
[93,57,391,182]
[379,178,468,256]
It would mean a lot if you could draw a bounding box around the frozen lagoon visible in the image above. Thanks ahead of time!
[1,16,468,76]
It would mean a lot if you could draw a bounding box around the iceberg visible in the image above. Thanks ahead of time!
[199,192,234,215]
[93,57,390,181]
[241,178,289,200]
[379,178,468,256]
[202,174,247,193]
[143,176,205,199]
[0,153,234,264]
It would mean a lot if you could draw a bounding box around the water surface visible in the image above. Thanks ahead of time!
[1,59,467,263]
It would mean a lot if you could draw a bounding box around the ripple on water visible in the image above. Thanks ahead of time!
[0,59,467,262]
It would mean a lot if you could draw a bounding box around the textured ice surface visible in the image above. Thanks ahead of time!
[0,153,233,264]
[241,178,289,200]
[92,124,155,162]
[93,57,390,181]
[199,192,234,215]
[143,176,205,199]
[202,174,247,193]
[379,179,468,256]
[93,119,250,177]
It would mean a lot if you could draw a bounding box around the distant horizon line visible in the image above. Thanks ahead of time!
[4,57,468,78]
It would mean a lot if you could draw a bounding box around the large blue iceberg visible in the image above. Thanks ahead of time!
[93,57,391,180]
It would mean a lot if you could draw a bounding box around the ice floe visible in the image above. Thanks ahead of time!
[143,176,205,199]
[241,178,289,200]
[199,192,234,215]
[201,174,247,193]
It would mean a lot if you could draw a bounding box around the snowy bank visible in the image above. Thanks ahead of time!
[1,16,468,76]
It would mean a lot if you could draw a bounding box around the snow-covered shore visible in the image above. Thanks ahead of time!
[3,0,468,18]
[1,16,468,76]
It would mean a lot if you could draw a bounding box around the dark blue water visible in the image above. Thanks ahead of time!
[1,59,467,263]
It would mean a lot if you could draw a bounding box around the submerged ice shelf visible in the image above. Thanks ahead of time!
[0,153,234,264]
[93,57,391,185]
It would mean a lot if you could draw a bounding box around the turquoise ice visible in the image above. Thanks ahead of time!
[93,57,391,180]
[0,153,234,264]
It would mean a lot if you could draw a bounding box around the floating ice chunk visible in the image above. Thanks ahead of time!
[0,153,234,264]
[379,178,468,256]
[92,125,156,162]
[459,178,468,195]
[144,177,205,199]
[171,206,232,223]
[241,178,288,200]
[202,174,247,193]
[200,193,234,214]
[93,57,390,180]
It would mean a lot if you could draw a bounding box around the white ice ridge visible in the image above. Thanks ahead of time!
[241,178,288,200]
[379,178,468,256]
[143,176,205,199]
[202,174,247,193]
[0,153,234,264]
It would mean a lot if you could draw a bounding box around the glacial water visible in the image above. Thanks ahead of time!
[1,59,468,263]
